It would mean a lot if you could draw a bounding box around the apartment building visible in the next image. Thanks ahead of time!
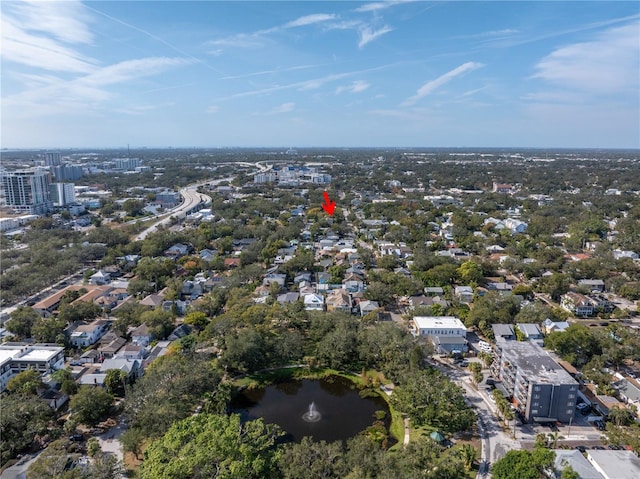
[492,339,578,423]
[0,343,65,392]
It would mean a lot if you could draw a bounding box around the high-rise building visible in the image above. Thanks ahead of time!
[114,158,141,170]
[51,164,83,181]
[50,183,76,207]
[492,339,578,423]
[1,168,52,214]
[44,152,62,167]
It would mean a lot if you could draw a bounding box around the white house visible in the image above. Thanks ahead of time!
[304,293,324,311]
[413,316,467,338]
[69,320,110,348]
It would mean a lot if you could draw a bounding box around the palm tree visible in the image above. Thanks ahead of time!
[457,444,478,471]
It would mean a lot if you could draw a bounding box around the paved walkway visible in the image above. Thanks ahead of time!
[403,417,410,446]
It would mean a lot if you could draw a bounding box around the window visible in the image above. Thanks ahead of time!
[534,386,541,391]
[534,394,540,399]
[532,409,539,414]
[532,402,539,407]
[566,410,573,415]
[568,394,575,399]
[567,402,574,407]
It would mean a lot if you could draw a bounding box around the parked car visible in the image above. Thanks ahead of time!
[68,434,83,442]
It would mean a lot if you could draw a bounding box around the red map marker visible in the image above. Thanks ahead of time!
[321,191,336,216]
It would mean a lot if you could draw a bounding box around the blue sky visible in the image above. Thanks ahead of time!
[1,1,639,148]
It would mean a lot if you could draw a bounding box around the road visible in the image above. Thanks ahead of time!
[430,358,521,478]
[133,161,271,241]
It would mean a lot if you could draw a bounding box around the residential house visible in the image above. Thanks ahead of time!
[358,300,379,317]
[277,292,300,305]
[131,323,151,347]
[100,357,142,380]
[89,270,111,285]
[263,273,287,287]
[541,319,570,334]
[293,272,312,284]
[487,281,513,295]
[304,293,325,311]
[492,323,516,341]
[454,286,474,303]
[516,323,544,344]
[199,248,217,262]
[424,287,444,296]
[316,272,331,291]
[561,292,595,317]
[325,290,352,313]
[168,324,194,341]
[140,293,165,308]
[164,243,190,258]
[98,336,127,358]
[69,320,110,348]
[343,273,365,292]
[118,344,145,360]
[578,279,606,293]
[224,258,241,268]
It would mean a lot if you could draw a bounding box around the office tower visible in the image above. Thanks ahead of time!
[50,183,76,206]
[44,152,62,167]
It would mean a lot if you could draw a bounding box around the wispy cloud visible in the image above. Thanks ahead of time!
[402,62,484,106]
[479,14,640,49]
[1,0,96,74]
[4,57,192,117]
[208,12,337,53]
[531,22,639,96]
[354,1,414,13]
[206,105,219,114]
[220,64,325,81]
[6,0,94,44]
[253,102,296,116]
[283,14,337,29]
[359,26,393,48]
[336,80,371,94]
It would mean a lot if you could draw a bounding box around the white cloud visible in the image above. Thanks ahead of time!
[532,22,639,95]
[208,12,337,53]
[336,80,371,94]
[283,14,337,29]
[4,57,191,117]
[354,1,414,13]
[206,105,219,114]
[358,26,393,48]
[402,62,484,106]
[6,0,93,45]
[253,102,295,116]
[1,15,96,73]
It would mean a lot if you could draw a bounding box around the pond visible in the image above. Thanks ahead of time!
[231,375,391,443]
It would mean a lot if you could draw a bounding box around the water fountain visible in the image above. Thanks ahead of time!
[302,401,321,422]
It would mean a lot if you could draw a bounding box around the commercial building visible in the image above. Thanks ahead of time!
[1,168,52,214]
[414,316,468,355]
[114,158,141,171]
[50,183,76,207]
[0,343,65,392]
[586,450,640,479]
[492,339,578,423]
[413,316,467,338]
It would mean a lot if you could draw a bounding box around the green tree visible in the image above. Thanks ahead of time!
[70,386,113,427]
[58,301,102,324]
[183,311,209,331]
[491,449,555,479]
[104,369,127,396]
[140,414,284,479]
[140,308,174,340]
[364,281,394,306]
[457,443,478,471]
[5,306,40,339]
[0,393,53,464]
[31,317,67,343]
[544,324,601,366]
[7,369,44,394]
[279,437,343,479]
[457,261,484,284]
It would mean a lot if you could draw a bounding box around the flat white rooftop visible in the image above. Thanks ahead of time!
[0,344,63,365]
[414,316,466,330]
